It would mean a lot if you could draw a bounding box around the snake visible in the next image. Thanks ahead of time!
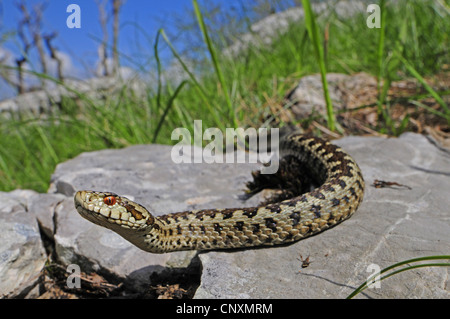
[74,133,365,253]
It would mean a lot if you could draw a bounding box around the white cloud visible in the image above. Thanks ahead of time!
[94,56,139,81]
[0,47,19,99]
[45,50,79,79]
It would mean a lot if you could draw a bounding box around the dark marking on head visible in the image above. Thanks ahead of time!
[339,180,347,189]
[123,203,144,220]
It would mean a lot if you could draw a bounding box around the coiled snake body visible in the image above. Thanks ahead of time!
[74,134,364,253]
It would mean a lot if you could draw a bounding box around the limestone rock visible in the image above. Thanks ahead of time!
[286,72,378,119]
[48,144,264,291]
[0,190,47,298]
[194,133,450,298]
[1,133,448,298]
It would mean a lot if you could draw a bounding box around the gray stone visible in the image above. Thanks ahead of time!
[0,76,147,118]
[286,72,377,119]
[1,132,448,298]
[29,192,66,240]
[48,144,265,291]
[0,190,47,298]
[224,1,366,57]
[194,133,450,298]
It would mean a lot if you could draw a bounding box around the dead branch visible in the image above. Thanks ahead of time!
[112,0,123,77]
[43,32,63,82]
[15,1,50,93]
[16,1,32,94]
[96,0,109,76]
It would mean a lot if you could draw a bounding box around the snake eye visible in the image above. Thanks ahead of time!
[104,196,116,206]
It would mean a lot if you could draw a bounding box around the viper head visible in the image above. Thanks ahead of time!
[74,190,155,232]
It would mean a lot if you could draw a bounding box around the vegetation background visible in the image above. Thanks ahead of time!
[0,0,448,194]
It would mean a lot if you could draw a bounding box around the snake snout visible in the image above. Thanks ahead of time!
[74,190,155,230]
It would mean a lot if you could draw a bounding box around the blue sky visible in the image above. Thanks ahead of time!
[0,0,243,99]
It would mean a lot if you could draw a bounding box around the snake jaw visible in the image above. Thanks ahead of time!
[74,190,155,231]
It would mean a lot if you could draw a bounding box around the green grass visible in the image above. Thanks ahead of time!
[347,255,450,298]
[302,0,336,131]
[0,0,448,193]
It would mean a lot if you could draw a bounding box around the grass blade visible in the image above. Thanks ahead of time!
[192,0,235,127]
[154,29,163,113]
[0,152,14,188]
[159,28,224,130]
[396,51,449,116]
[152,80,188,143]
[301,0,335,131]
[35,125,59,164]
[409,100,448,120]
[347,255,450,299]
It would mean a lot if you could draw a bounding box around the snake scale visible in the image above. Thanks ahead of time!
[74,133,365,253]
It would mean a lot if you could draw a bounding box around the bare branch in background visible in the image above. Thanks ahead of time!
[15,1,50,93]
[112,0,123,77]
[0,50,16,89]
[32,3,48,84]
[43,32,63,82]
[96,0,109,76]
[16,1,32,94]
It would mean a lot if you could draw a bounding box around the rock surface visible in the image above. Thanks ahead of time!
[0,132,448,298]
[48,144,264,292]
[0,190,47,298]
[224,1,366,57]
[0,144,265,297]
[285,72,378,119]
[194,133,450,298]
[0,76,147,118]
